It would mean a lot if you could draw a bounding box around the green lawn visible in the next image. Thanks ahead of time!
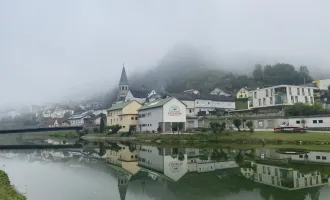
[219,131,330,141]
[0,170,26,200]
[21,130,78,138]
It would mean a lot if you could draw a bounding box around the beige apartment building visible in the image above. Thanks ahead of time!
[107,100,141,132]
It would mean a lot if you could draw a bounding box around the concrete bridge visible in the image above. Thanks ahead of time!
[0,126,83,134]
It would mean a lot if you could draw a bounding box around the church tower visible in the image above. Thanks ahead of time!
[118,63,129,101]
[117,171,131,200]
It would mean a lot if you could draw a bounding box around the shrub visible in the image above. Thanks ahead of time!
[93,127,99,133]
[245,121,254,133]
[233,118,242,131]
[157,126,162,133]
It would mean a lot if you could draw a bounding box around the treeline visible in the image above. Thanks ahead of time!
[165,63,314,93]
[285,103,330,116]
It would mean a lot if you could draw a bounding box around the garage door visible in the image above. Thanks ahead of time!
[187,121,194,128]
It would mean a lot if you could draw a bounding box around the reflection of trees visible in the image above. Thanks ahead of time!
[211,149,228,161]
[235,150,244,165]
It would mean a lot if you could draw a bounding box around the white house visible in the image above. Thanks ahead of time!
[51,107,74,118]
[210,88,231,97]
[138,97,187,133]
[254,163,323,190]
[92,109,107,116]
[250,85,317,108]
[68,111,91,125]
[138,146,188,182]
[168,93,235,116]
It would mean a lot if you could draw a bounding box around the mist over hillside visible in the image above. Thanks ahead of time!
[129,43,327,94]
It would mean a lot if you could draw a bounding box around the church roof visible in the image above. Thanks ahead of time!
[119,66,129,85]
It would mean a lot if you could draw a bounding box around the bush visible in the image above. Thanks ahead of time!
[107,124,122,134]
[245,121,254,133]
[233,118,242,131]
[209,122,226,133]
[157,126,162,133]
[93,127,99,133]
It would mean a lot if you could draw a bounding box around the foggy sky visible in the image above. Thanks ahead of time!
[1,0,329,109]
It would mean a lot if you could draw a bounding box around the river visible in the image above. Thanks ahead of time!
[1,140,330,200]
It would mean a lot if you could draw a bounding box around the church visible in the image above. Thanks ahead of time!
[115,65,159,104]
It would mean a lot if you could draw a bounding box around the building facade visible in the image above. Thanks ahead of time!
[250,85,317,108]
[138,97,186,132]
[107,100,141,132]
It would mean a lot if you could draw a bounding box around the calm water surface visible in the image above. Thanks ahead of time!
[1,140,330,200]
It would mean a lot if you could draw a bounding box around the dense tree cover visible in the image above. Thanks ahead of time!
[253,63,313,87]
[285,102,329,116]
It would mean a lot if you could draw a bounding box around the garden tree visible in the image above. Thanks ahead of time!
[209,121,226,133]
[245,121,254,133]
[233,118,242,131]
[99,117,105,133]
[129,125,136,134]
[298,65,313,84]
[285,102,327,116]
[107,124,122,134]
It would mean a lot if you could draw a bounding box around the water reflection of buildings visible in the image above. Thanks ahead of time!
[105,143,242,200]
[240,148,330,191]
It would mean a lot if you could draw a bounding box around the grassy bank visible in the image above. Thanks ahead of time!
[22,130,78,139]
[0,170,26,200]
[85,131,330,144]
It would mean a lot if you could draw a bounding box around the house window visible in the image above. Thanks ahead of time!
[135,117,138,120]
[297,88,300,95]
[189,109,192,113]
[296,120,301,124]
[308,89,311,96]
[254,92,257,99]
[120,117,122,120]
[289,87,292,95]
[291,96,294,103]
[258,99,261,106]
[263,98,266,105]
[316,156,320,160]
[322,156,326,160]
[305,96,308,103]
[196,101,199,104]
[310,97,314,104]
[319,120,323,123]
[299,155,303,158]
[295,96,298,102]
[313,120,317,124]
[131,117,134,120]
[266,89,269,97]
[142,114,146,117]
[208,102,210,104]
[302,88,305,96]
[148,113,151,116]
[270,97,273,104]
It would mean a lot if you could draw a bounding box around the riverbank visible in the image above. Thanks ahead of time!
[83,131,330,145]
[0,170,26,200]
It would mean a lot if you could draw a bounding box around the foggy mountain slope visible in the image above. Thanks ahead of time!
[130,42,329,95]
[130,43,227,92]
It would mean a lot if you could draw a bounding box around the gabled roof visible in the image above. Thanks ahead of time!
[119,66,129,85]
[167,92,234,102]
[138,97,173,111]
[108,101,137,111]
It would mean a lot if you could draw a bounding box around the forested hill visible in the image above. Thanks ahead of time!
[130,44,314,94]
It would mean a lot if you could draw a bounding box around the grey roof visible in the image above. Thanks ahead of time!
[119,67,129,85]
[167,92,234,102]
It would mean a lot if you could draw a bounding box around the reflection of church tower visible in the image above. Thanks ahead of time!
[118,64,129,101]
[117,171,131,200]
